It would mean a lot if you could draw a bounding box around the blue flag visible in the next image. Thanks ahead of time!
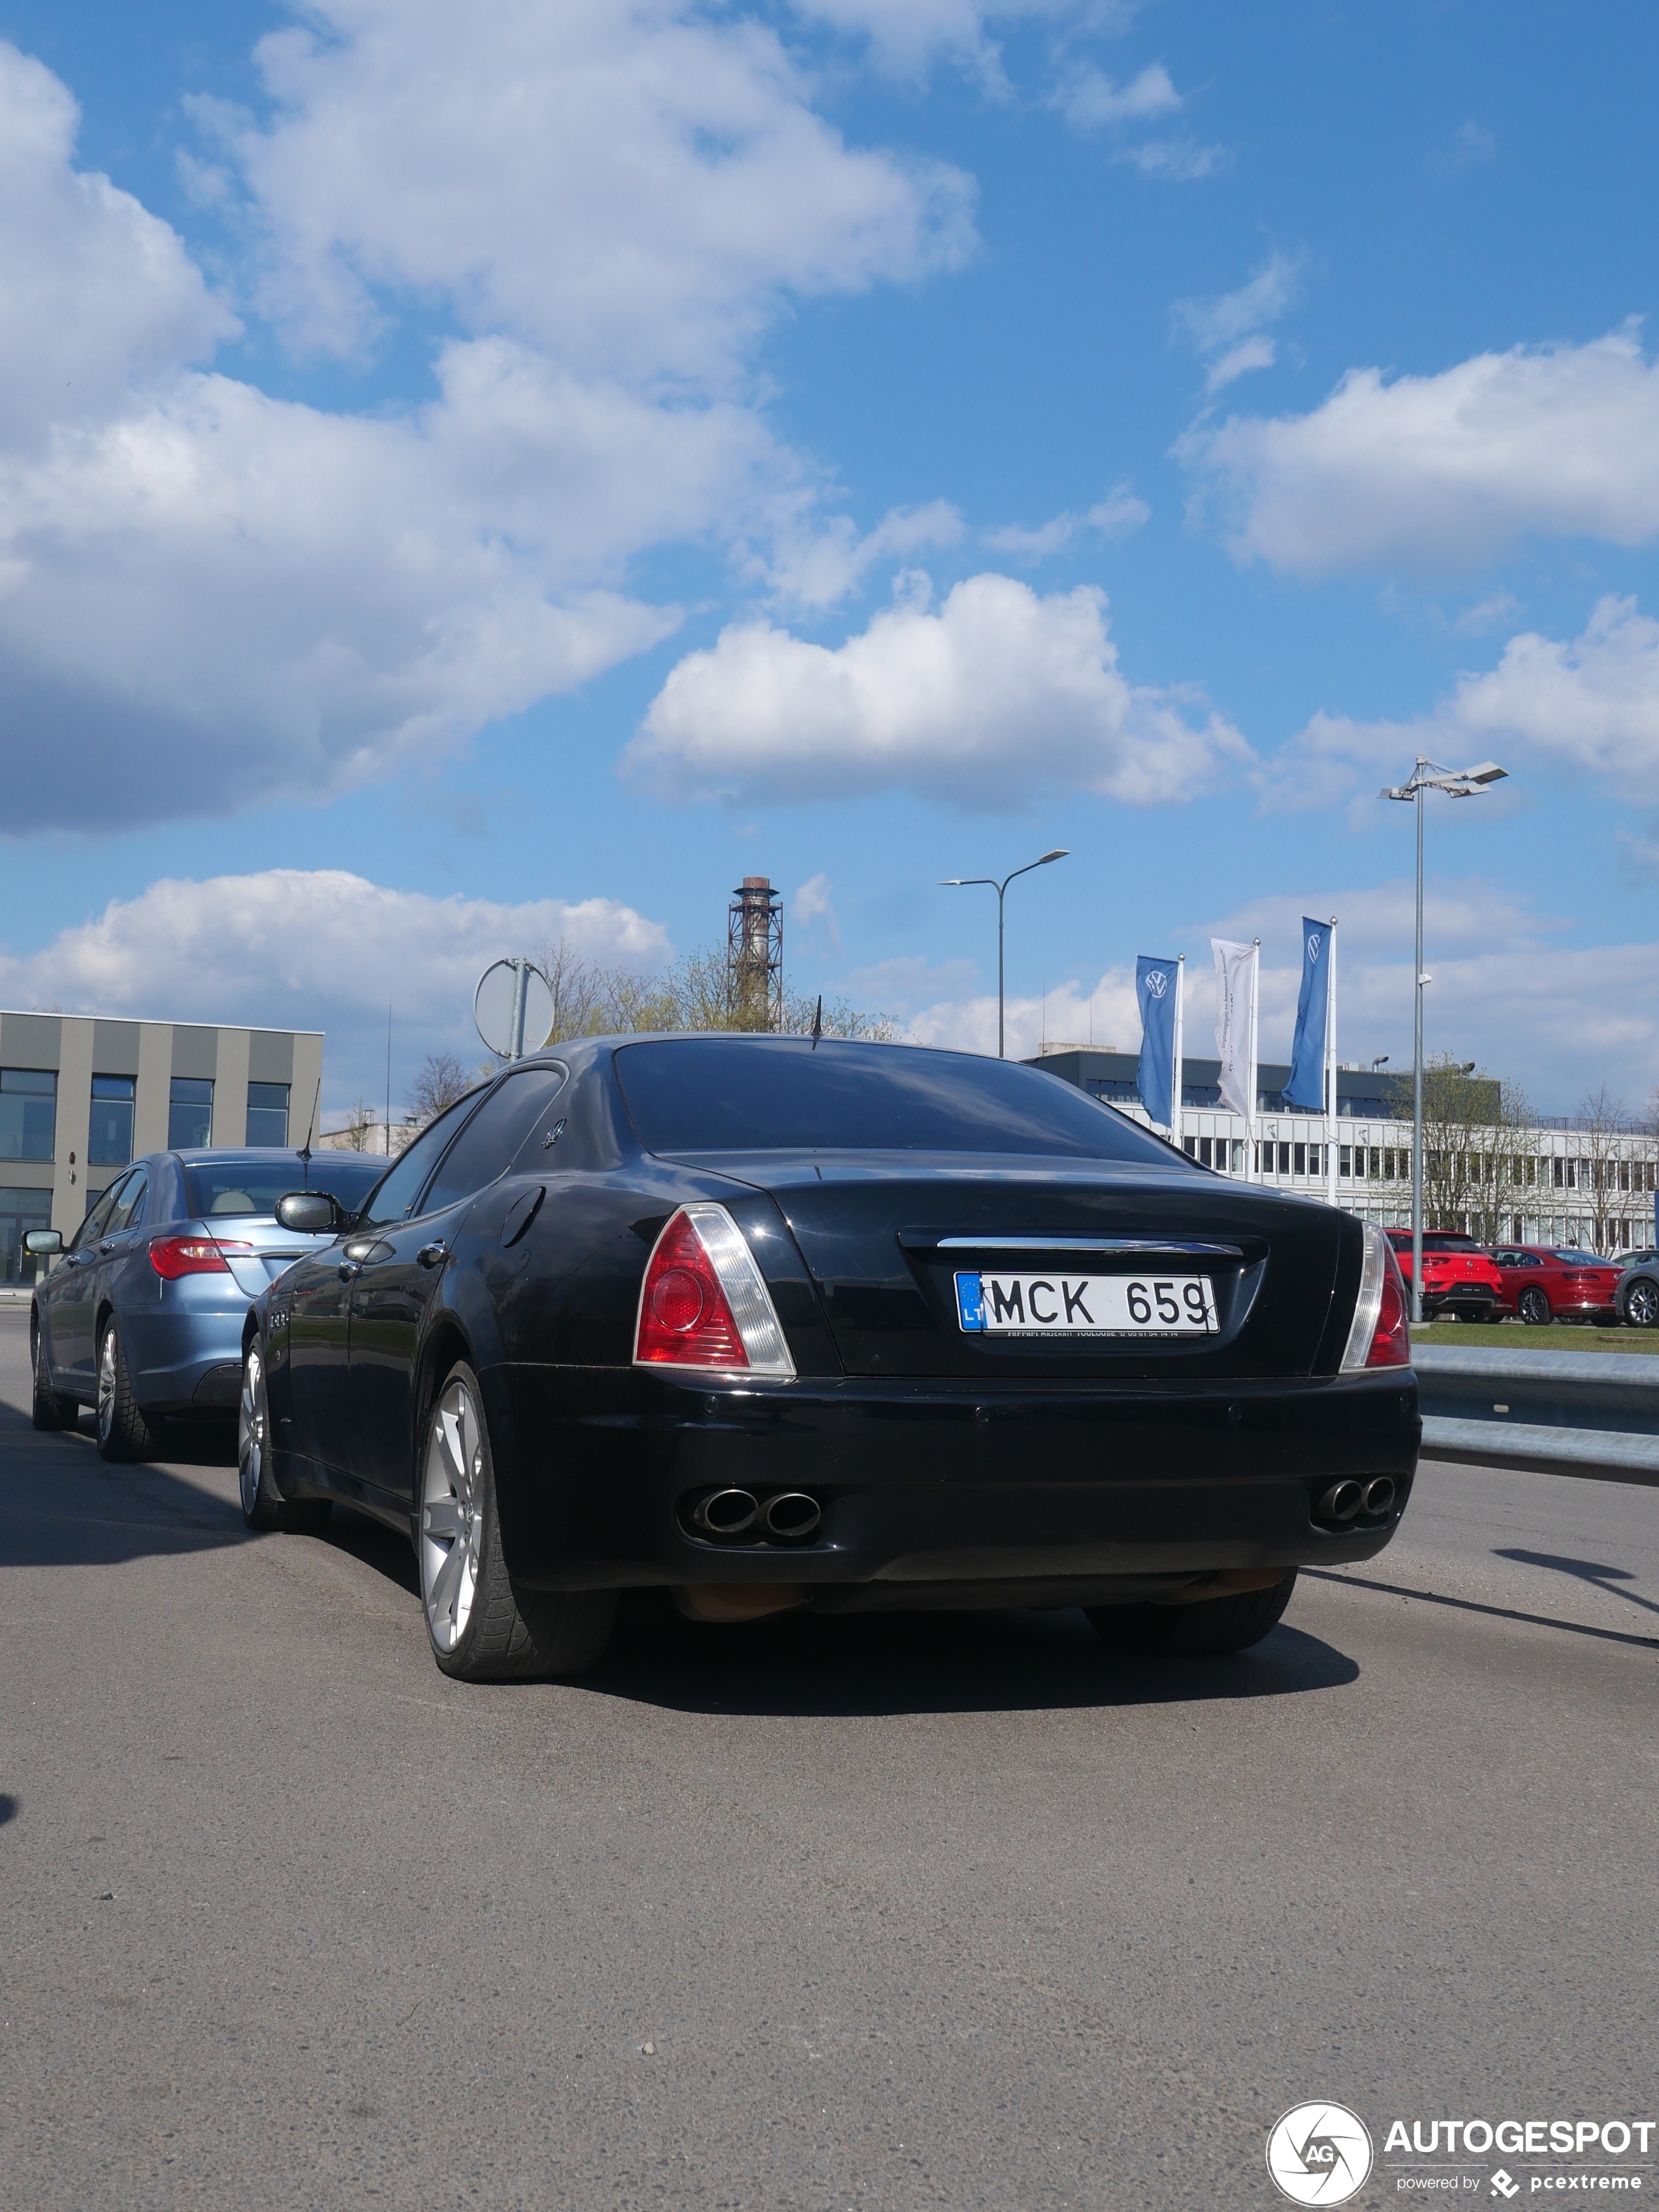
[1136,955,1179,1127]
[1285,918,1331,1112]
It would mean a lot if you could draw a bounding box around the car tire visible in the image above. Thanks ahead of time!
[1624,1279,1659,1329]
[418,1359,616,1682]
[238,1344,332,1533]
[95,1316,162,1462]
[1084,1571,1297,1658]
[1517,1287,1551,1327]
[30,1319,78,1431]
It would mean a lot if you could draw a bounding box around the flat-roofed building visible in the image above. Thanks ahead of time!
[0,1012,323,1284]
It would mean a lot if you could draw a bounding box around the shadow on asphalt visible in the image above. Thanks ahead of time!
[3,1391,1359,1716]
[577,1607,1359,1719]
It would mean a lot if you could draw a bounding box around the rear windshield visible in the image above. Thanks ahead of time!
[1420,1235,1481,1254]
[614,1038,1183,1164]
[185,1155,387,1219]
[1551,1250,1608,1265]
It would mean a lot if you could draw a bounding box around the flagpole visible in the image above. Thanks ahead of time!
[1336,916,1345,1212]
[1172,954,1185,1146]
[1247,938,1260,1184]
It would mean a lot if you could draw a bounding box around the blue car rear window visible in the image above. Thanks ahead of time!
[185,1157,386,1219]
[614,1038,1182,1162]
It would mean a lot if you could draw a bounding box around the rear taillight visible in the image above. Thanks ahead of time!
[1341,1223,1411,1371]
[150,1236,253,1281]
[634,1206,795,1378]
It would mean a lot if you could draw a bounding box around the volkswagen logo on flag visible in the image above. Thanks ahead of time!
[1145,969,1168,998]
[1306,933,1323,963]
[1266,2102,1373,2205]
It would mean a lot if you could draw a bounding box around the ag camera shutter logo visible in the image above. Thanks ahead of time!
[1266,2102,1374,2205]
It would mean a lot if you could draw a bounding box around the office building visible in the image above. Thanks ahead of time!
[0,1012,323,1284]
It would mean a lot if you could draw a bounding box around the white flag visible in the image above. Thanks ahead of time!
[1212,938,1256,1123]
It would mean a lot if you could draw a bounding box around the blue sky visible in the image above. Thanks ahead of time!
[2,0,1657,1117]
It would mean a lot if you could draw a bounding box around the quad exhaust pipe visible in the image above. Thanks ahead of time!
[688,1488,823,1542]
[1313,1475,1398,1527]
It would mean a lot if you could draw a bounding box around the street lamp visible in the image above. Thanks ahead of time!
[941,849,1070,1059]
[1381,757,1507,1321]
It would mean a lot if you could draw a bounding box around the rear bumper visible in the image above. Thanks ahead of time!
[121,1305,250,1413]
[489,1364,1421,1597]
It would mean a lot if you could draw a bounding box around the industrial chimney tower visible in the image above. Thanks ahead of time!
[728,876,783,1031]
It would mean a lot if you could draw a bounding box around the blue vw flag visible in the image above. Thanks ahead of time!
[1285,918,1332,1112]
[1136,955,1179,1127]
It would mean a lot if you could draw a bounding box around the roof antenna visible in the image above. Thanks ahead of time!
[811,994,823,1050]
[298,1076,321,1189]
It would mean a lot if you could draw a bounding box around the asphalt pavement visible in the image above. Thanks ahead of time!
[2,1304,1656,2210]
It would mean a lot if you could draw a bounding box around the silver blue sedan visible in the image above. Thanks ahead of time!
[27,1147,385,1459]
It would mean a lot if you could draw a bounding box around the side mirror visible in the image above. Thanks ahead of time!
[24,1229,63,1256]
[275,1191,346,1234]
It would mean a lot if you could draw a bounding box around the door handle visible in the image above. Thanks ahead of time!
[338,1259,362,1281]
[417,1242,448,1270]
[98,1241,117,1255]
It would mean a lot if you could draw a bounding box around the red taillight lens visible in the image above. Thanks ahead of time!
[1342,1223,1412,1370]
[1366,1242,1411,1368]
[149,1236,253,1281]
[635,1211,748,1369]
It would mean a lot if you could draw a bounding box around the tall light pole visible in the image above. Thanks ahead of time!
[941,850,1070,1058]
[1381,757,1507,1321]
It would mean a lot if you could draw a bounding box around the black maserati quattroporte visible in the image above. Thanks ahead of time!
[238,1035,1418,1680]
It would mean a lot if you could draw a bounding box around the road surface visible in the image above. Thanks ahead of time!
[1,1306,1655,2208]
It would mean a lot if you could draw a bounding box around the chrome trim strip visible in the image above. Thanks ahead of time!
[929,1236,1244,1257]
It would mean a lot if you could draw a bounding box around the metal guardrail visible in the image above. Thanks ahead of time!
[1413,1345,1659,1487]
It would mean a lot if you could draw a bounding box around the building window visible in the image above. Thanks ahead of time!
[0,1069,56,1162]
[0,1185,52,1283]
[169,1077,214,1149]
[1339,1146,1352,1177]
[1183,1135,1197,1158]
[1293,1142,1307,1176]
[246,1082,291,1148]
[89,1074,136,1166]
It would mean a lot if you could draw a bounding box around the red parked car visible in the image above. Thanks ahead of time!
[1384,1230,1504,1320]
[1490,1246,1624,1326]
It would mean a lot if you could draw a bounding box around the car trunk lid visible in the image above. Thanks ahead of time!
[692,1152,1351,1380]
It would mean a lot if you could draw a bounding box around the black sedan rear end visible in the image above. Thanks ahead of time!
[246,1035,1418,1680]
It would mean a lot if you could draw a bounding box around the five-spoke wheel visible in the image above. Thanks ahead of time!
[417,1358,615,1681]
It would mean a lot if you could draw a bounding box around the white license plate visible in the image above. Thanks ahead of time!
[955,1270,1218,1337]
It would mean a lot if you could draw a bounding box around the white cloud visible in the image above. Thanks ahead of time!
[765,499,965,609]
[907,965,1142,1061]
[1430,120,1497,174]
[1182,328,1659,578]
[1265,596,1659,812]
[790,871,841,951]
[1172,250,1301,392]
[1114,137,1227,182]
[982,486,1149,557]
[787,0,1078,78]
[0,18,984,831]
[626,571,1251,807]
[1055,62,1180,130]
[1193,883,1657,1114]
[229,0,975,381]
[0,870,671,1107]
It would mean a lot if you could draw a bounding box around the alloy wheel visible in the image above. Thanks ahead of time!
[96,1328,117,1444]
[1518,1288,1550,1326]
[1626,1279,1659,1329]
[238,1350,266,1516]
[420,1377,484,1654]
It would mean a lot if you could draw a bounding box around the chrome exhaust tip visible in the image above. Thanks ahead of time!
[694,1488,759,1537]
[1364,1476,1397,1516]
[1315,1479,1365,1525]
[760,1491,822,1541]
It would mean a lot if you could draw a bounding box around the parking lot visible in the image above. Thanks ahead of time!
[2,1303,1656,2209]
